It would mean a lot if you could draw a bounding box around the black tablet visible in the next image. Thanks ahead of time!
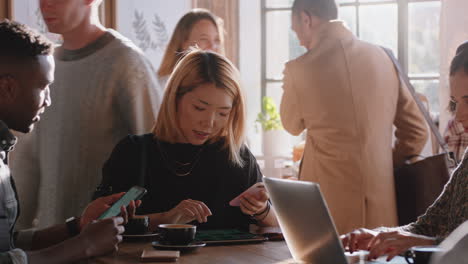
[195,229,267,245]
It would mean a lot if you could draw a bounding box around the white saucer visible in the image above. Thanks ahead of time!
[123,232,159,238]
[151,241,206,251]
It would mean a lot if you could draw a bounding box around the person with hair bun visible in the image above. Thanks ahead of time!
[444,41,468,163]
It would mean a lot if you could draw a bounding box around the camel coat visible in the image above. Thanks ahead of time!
[280,21,428,234]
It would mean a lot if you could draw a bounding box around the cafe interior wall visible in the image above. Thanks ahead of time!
[114,0,191,70]
[8,0,191,74]
[2,0,260,151]
[2,0,262,155]
[0,0,11,19]
[239,0,262,157]
[6,0,193,229]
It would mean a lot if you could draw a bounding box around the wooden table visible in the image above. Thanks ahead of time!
[90,240,293,264]
[86,239,409,264]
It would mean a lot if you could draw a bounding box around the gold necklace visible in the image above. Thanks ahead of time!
[157,139,204,177]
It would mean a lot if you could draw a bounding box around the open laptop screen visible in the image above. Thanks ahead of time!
[264,177,408,264]
[264,177,348,264]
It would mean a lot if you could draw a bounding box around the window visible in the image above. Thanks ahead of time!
[261,0,441,117]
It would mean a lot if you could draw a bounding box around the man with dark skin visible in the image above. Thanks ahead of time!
[0,20,138,264]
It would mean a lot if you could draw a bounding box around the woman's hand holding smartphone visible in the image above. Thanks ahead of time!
[229,182,265,206]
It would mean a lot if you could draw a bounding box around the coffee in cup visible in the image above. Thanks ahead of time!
[124,215,150,235]
[405,246,443,264]
[158,224,196,245]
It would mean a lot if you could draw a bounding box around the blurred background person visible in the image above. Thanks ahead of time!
[444,85,468,163]
[280,0,428,234]
[11,0,163,229]
[157,8,224,89]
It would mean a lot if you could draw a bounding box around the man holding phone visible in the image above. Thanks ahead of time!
[98,186,147,220]
[0,20,138,264]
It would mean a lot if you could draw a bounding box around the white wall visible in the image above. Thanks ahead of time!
[115,0,191,70]
[239,0,262,155]
[11,0,191,71]
[12,0,262,153]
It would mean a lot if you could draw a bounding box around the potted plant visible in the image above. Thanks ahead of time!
[256,96,290,157]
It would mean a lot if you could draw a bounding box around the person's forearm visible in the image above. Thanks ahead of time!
[27,235,87,264]
[373,226,402,233]
[148,212,170,231]
[31,224,71,250]
[256,207,278,227]
[373,226,438,245]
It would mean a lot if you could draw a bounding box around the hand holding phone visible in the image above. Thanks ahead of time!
[229,182,265,206]
[98,186,147,220]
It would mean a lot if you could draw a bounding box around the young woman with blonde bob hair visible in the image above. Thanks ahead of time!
[157,8,224,89]
[96,49,277,230]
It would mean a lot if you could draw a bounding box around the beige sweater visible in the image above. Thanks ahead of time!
[11,30,162,228]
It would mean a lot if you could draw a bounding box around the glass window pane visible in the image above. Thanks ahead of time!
[266,11,290,80]
[338,6,356,34]
[337,0,357,4]
[408,2,441,75]
[265,82,283,109]
[359,4,398,53]
[289,26,307,61]
[265,81,303,150]
[412,79,440,114]
[265,0,293,8]
[359,0,396,3]
[266,11,306,80]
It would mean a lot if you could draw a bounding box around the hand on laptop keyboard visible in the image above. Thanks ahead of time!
[341,228,436,261]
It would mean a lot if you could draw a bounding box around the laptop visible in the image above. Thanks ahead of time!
[263,177,406,264]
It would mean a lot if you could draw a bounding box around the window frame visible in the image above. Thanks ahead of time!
[0,0,12,19]
[260,0,441,107]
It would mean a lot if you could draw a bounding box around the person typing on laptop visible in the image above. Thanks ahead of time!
[341,41,468,262]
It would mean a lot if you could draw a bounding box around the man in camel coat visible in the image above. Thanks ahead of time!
[280,0,428,234]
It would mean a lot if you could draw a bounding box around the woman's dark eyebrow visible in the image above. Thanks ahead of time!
[197,99,231,109]
[198,99,210,105]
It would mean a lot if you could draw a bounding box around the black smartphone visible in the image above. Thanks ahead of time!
[98,186,147,220]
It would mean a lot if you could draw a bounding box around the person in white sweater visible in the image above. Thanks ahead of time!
[11,0,163,228]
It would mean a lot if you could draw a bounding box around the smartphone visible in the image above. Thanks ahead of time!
[229,182,265,206]
[98,186,147,220]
